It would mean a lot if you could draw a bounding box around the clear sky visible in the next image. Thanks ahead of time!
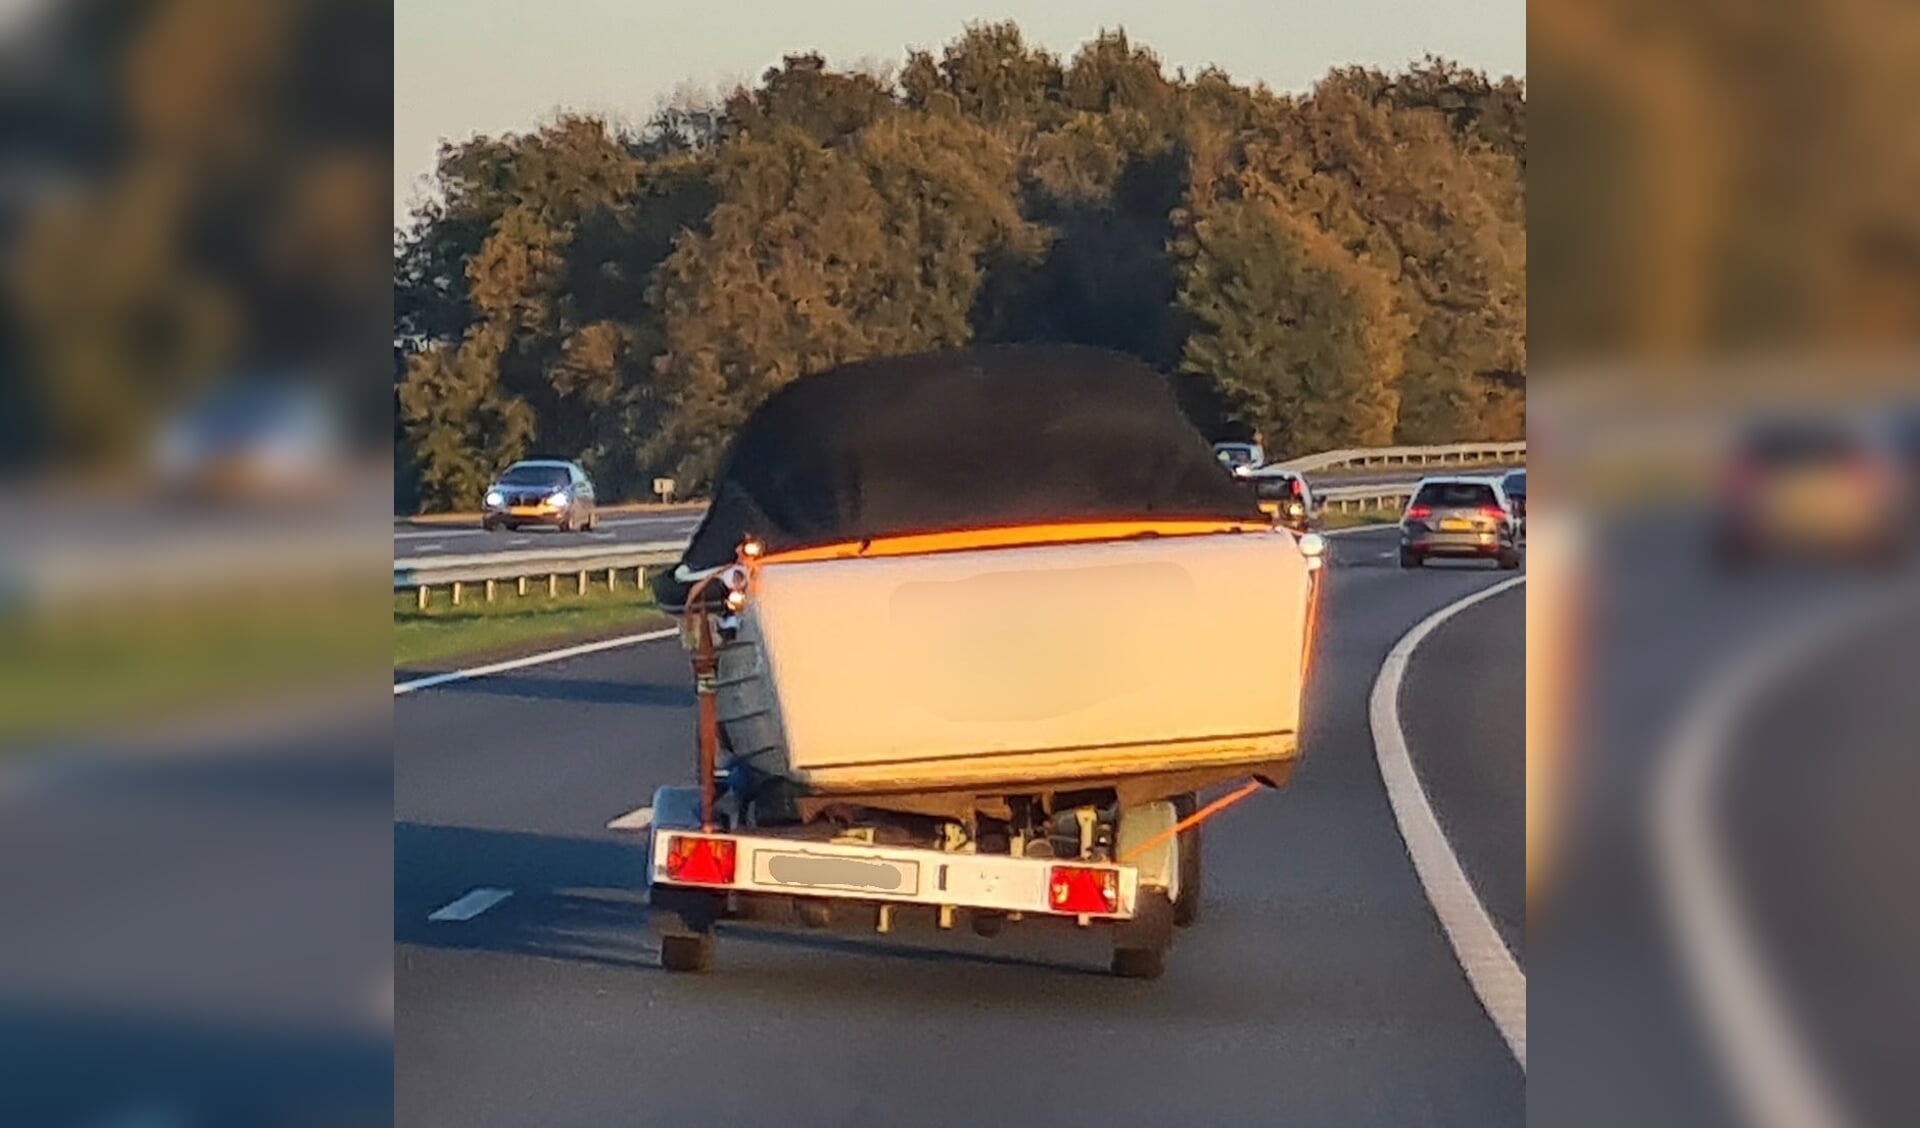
[394,0,1525,223]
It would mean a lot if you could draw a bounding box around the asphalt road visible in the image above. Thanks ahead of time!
[1527,509,1915,1127]
[391,510,704,558]
[1399,581,1525,961]
[1713,574,1920,1127]
[0,695,394,1125]
[394,527,1525,1127]
[388,466,1524,561]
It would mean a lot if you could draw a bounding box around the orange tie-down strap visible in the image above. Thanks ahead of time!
[1116,781,1265,865]
[756,519,1274,564]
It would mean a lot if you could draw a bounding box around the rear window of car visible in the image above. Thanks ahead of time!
[1413,482,1498,508]
[498,464,570,487]
[1503,471,1526,496]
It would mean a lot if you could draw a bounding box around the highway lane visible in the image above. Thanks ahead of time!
[1528,511,1899,1127]
[1397,581,1525,961]
[394,526,1524,1127]
[1708,578,1920,1127]
[0,696,394,1125]
[388,465,1523,560]
[391,510,704,558]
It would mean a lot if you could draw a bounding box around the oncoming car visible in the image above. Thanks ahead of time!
[1399,475,1522,570]
[482,459,599,532]
[1212,442,1264,479]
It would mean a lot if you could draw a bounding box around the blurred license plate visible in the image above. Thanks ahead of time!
[509,506,545,517]
[754,851,919,895]
[1439,518,1472,531]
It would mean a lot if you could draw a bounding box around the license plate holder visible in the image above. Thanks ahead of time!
[753,850,920,896]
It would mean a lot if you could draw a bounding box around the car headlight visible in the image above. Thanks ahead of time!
[485,489,504,507]
[546,490,568,508]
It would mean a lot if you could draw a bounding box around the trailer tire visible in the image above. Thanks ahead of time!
[659,933,714,973]
[1111,890,1174,979]
[1172,793,1202,927]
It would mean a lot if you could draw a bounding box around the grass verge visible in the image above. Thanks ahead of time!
[2,594,382,751]
[1319,510,1401,531]
[394,580,672,669]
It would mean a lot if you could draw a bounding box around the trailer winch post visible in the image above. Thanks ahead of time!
[679,538,764,834]
[691,611,720,833]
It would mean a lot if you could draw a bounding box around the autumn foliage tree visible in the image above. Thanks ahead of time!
[394,23,1525,508]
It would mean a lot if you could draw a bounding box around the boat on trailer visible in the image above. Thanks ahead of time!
[646,344,1324,977]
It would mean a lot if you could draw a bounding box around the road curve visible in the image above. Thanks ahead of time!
[394,527,1523,1126]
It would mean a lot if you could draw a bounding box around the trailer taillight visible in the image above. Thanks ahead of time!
[664,835,737,885]
[1048,865,1120,914]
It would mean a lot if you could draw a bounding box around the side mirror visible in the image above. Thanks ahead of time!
[1298,532,1327,572]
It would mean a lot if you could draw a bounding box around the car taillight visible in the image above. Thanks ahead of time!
[1478,505,1508,521]
[1047,865,1120,914]
[1405,504,1432,520]
[663,835,737,885]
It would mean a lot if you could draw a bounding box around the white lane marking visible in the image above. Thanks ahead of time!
[412,542,444,552]
[508,536,531,545]
[394,628,680,696]
[394,528,482,540]
[1369,573,1528,1069]
[428,887,513,922]
[607,805,653,831]
[1654,588,1897,1128]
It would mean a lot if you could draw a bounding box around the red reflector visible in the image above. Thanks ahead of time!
[1048,865,1120,914]
[664,835,737,885]
[1405,504,1432,520]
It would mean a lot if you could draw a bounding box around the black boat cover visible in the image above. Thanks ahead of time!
[654,345,1263,610]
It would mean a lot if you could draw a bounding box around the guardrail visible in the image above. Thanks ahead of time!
[395,542,685,608]
[393,449,1528,601]
[1314,482,1421,514]
[1274,440,1524,475]
[393,485,1424,604]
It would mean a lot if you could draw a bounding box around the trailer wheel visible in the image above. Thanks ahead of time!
[1111,890,1174,979]
[659,933,714,973]
[1172,793,1203,928]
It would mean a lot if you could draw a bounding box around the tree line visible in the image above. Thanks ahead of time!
[394,23,1525,511]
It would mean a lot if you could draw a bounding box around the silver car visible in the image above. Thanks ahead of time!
[482,459,599,532]
[1399,475,1522,570]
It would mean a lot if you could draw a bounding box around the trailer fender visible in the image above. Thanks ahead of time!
[649,786,706,831]
[1115,799,1181,902]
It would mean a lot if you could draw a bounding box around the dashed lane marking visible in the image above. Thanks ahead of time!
[427,887,513,922]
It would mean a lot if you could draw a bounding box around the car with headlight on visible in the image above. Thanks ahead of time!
[1399,475,1522,570]
[1213,441,1265,479]
[482,460,598,532]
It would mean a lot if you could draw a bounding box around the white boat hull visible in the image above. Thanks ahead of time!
[713,530,1312,800]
